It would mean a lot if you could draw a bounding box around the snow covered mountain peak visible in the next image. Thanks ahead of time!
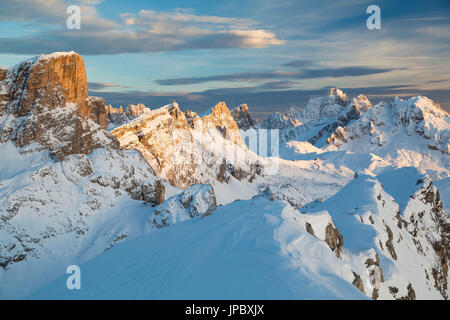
[390,96,448,130]
[200,101,243,145]
[111,100,261,189]
[207,101,229,115]
[260,106,302,129]
[8,51,79,72]
[344,94,372,120]
[326,95,450,157]
[330,87,347,99]
[106,103,151,129]
[234,103,249,112]
[304,87,350,121]
[167,100,181,111]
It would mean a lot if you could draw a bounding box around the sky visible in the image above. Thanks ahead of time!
[0,0,449,118]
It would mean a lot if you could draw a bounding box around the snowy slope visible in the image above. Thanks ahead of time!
[302,169,449,299]
[30,198,366,300]
[106,103,151,130]
[435,178,450,211]
[0,145,180,299]
[31,167,448,300]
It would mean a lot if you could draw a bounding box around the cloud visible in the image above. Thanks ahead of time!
[0,0,67,24]
[0,0,117,31]
[155,71,293,85]
[88,82,132,90]
[258,81,296,89]
[0,1,284,55]
[427,79,450,84]
[155,66,399,85]
[281,60,316,68]
[300,66,403,78]
[121,9,255,31]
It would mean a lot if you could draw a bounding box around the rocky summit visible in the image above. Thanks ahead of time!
[106,103,151,129]
[0,52,116,160]
[231,104,257,130]
[111,101,261,189]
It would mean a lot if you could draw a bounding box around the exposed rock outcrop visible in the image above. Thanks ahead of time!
[231,104,257,130]
[304,88,349,121]
[0,147,165,271]
[106,103,150,128]
[260,106,302,129]
[404,177,450,298]
[307,92,372,146]
[152,184,217,228]
[300,211,344,258]
[0,52,117,160]
[325,96,449,154]
[324,222,344,258]
[87,96,109,129]
[352,272,365,294]
[111,101,262,189]
[261,183,305,209]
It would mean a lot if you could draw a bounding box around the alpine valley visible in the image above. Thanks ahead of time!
[0,52,449,300]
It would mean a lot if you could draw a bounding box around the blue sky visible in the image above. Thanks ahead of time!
[0,0,449,117]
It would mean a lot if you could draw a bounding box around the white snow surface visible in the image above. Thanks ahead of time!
[30,198,366,300]
[30,167,448,300]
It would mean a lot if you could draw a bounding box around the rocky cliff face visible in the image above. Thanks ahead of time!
[1,52,88,117]
[260,106,302,129]
[200,101,244,145]
[111,101,262,189]
[307,93,372,146]
[152,184,217,228]
[106,103,151,128]
[304,88,349,121]
[0,52,116,160]
[325,96,449,155]
[300,169,450,300]
[231,104,257,130]
[0,53,172,297]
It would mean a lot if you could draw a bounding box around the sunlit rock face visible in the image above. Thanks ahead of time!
[1,52,88,117]
[0,53,168,295]
[0,51,117,160]
[111,101,262,189]
[106,103,151,128]
[200,101,244,145]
